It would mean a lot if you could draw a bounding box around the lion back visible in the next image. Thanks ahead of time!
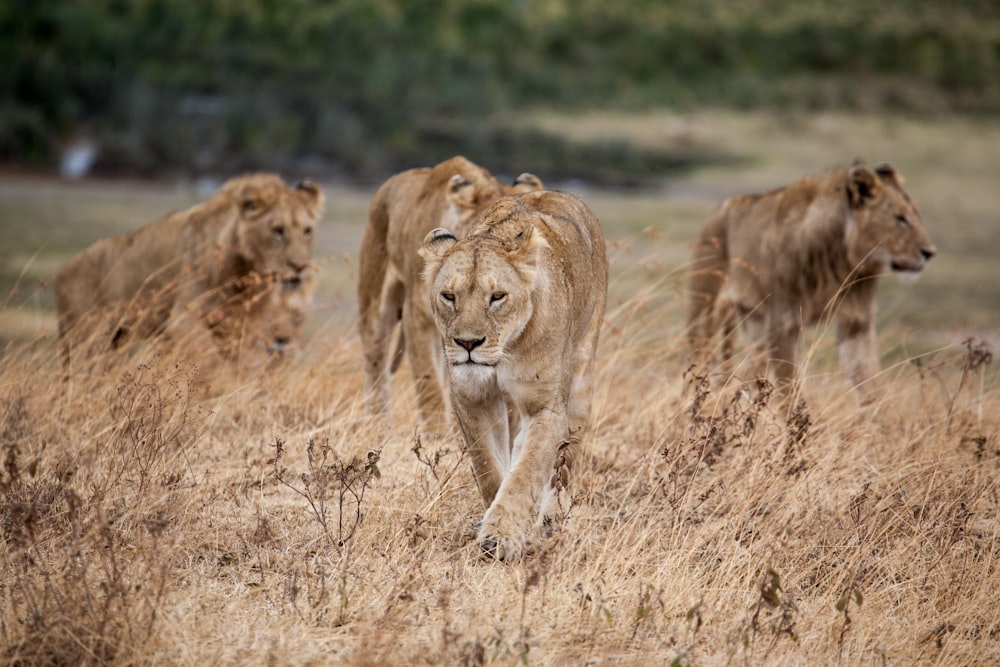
[524,192,608,338]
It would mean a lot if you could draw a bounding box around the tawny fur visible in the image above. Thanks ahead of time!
[420,191,608,561]
[357,156,542,432]
[688,162,936,400]
[54,173,323,366]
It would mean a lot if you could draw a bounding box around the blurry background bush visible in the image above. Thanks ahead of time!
[2,0,999,184]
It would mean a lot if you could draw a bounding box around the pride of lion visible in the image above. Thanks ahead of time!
[54,173,323,365]
[53,156,935,561]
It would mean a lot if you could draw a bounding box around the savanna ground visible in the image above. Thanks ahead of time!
[1,111,998,665]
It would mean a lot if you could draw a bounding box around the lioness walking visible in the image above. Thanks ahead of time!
[420,191,608,561]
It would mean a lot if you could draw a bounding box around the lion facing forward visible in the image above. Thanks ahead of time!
[209,270,317,363]
[357,156,542,433]
[55,173,323,365]
[420,191,608,561]
[688,162,936,400]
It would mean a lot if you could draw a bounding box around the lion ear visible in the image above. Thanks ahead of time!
[222,179,267,216]
[421,227,458,255]
[505,224,549,268]
[447,174,476,208]
[874,162,903,187]
[512,172,543,194]
[847,164,881,208]
[295,179,325,213]
[419,228,458,281]
[239,191,264,215]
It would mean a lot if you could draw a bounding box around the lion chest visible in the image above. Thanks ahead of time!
[496,360,563,407]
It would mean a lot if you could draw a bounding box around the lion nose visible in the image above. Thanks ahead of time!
[921,246,936,261]
[455,336,485,352]
[268,337,290,354]
[288,259,308,274]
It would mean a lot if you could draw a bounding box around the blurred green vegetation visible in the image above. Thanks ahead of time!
[2,0,1000,182]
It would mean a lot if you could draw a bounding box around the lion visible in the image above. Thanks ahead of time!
[357,156,542,432]
[419,190,608,561]
[54,173,323,365]
[688,162,936,401]
[209,269,317,362]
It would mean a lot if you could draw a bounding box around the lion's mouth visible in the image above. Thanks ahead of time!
[453,358,497,367]
[451,349,498,367]
[890,259,925,273]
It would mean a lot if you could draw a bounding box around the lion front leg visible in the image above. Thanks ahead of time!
[687,230,728,364]
[162,300,210,352]
[478,407,567,562]
[737,308,771,382]
[360,277,403,415]
[769,328,801,398]
[451,382,509,508]
[403,298,450,436]
[836,314,879,401]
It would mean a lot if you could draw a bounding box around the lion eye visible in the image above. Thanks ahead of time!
[490,292,507,303]
[272,225,286,239]
[303,227,313,237]
[441,292,455,303]
[896,215,911,228]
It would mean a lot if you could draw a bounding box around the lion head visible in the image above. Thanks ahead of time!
[845,162,936,277]
[440,168,544,235]
[223,174,324,279]
[419,224,547,370]
[438,171,505,234]
[262,272,314,355]
[212,270,315,361]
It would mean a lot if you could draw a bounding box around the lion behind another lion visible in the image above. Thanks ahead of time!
[55,173,323,365]
[357,156,542,432]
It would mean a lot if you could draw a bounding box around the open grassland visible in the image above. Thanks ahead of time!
[1,111,999,664]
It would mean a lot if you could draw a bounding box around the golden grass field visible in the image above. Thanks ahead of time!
[1,111,998,665]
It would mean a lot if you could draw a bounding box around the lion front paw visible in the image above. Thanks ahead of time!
[478,529,528,562]
[477,510,535,562]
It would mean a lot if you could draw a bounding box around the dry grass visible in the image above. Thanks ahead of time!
[2,111,1000,664]
[1,283,997,665]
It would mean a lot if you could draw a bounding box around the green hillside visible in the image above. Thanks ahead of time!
[3,0,999,181]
